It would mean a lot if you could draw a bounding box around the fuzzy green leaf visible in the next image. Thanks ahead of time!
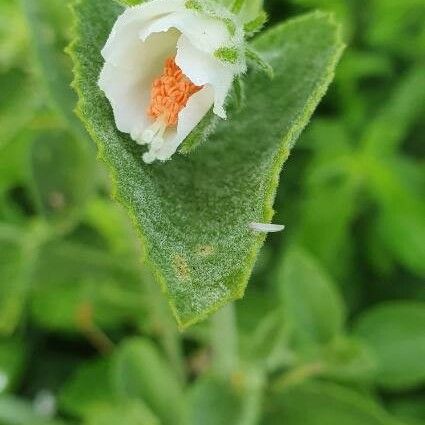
[69,0,343,328]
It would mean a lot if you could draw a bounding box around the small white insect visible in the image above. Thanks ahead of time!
[249,222,285,233]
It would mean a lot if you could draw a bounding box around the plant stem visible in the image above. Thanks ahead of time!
[238,369,265,425]
[272,361,324,391]
[144,270,186,384]
[211,303,238,377]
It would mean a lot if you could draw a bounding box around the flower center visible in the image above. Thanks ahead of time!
[148,57,203,126]
[141,57,203,146]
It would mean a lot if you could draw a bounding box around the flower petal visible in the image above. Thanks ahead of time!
[176,35,234,119]
[139,10,230,54]
[156,85,215,161]
[101,0,184,66]
[98,30,180,135]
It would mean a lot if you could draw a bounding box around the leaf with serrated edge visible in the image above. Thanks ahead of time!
[69,0,344,329]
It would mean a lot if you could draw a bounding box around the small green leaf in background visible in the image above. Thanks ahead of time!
[353,301,425,391]
[241,309,291,371]
[29,132,94,227]
[112,338,185,425]
[0,339,25,394]
[278,247,345,345]
[388,394,425,425]
[262,381,400,425]
[70,0,344,327]
[21,0,87,141]
[59,358,115,419]
[188,376,243,425]
[0,395,67,425]
[0,239,27,335]
[319,336,377,384]
[84,400,160,425]
[31,240,144,332]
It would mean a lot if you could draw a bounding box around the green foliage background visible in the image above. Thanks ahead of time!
[0,0,424,424]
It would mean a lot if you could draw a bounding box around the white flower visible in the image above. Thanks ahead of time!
[98,0,247,163]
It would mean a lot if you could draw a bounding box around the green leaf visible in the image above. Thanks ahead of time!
[262,381,400,425]
[0,395,66,425]
[31,240,145,332]
[112,338,185,425]
[218,0,264,22]
[245,46,274,78]
[179,108,218,154]
[29,131,94,227]
[278,247,345,345]
[84,400,160,425]
[187,376,243,425]
[0,239,27,335]
[240,309,291,371]
[21,0,87,141]
[69,0,344,327]
[0,72,39,151]
[59,358,115,418]
[361,66,425,155]
[319,336,377,384]
[244,11,268,38]
[388,395,425,425]
[0,339,26,394]
[353,301,425,391]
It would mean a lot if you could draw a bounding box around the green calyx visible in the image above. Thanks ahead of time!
[214,47,239,64]
[185,0,203,12]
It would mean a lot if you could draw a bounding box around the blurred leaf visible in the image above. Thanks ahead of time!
[83,197,137,257]
[262,381,400,425]
[353,301,425,391]
[319,336,377,384]
[59,358,115,419]
[0,134,32,207]
[366,0,425,58]
[84,400,160,425]
[278,247,345,346]
[70,0,343,327]
[388,395,425,425]
[187,376,243,425]
[295,119,360,280]
[362,66,425,155]
[240,309,292,371]
[217,0,265,22]
[0,1,28,71]
[21,0,87,141]
[112,338,185,425]
[0,72,39,151]
[29,132,95,227]
[31,240,144,332]
[0,339,25,394]
[292,0,353,39]
[0,238,28,335]
[374,185,425,277]
[0,395,66,425]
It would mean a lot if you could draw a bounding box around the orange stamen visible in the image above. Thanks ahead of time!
[147,57,203,127]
